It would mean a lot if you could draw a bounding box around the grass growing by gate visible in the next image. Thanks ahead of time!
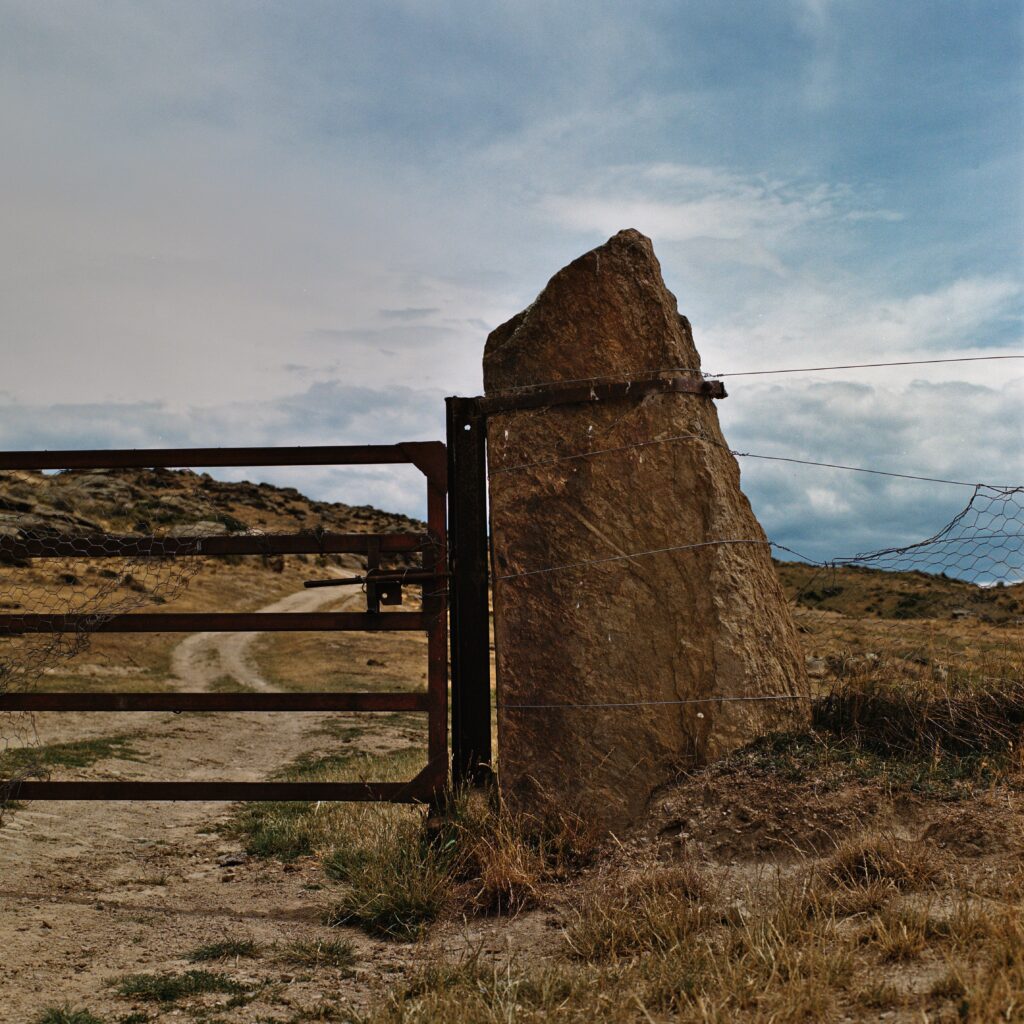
[225,741,453,939]
[225,735,597,941]
[0,733,143,775]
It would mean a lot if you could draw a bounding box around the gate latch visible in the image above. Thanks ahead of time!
[303,568,444,612]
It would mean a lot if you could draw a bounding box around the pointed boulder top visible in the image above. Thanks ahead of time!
[483,229,701,393]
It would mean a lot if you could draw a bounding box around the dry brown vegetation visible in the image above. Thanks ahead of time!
[1,470,1022,1022]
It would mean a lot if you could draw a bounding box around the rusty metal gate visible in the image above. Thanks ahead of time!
[0,441,481,804]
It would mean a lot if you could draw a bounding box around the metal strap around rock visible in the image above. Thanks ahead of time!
[469,374,726,418]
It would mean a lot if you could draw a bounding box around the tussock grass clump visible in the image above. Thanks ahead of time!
[928,904,1024,1022]
[325,814,451,940]
[565,865,708,961]
[186,937,261,962]
[321,793,596,940]
[826,833,938,890]
[813,664,1024,759]
[34,1009,104,1024]
[367,955,618,1024]
[112,969,250,1003]
[275,937,356,970]
[445,793,598,915]
[801,875,893,920]
[859,905,933,961]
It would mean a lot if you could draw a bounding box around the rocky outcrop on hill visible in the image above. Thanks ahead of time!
[484,229,809,832]
[0,468,423,544]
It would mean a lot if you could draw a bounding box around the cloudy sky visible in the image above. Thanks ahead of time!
[1,2,1021,569]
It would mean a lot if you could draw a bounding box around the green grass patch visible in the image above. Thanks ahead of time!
[223,745,426,862]
[34,1009,105,1024]
[112,970,249,1003]
[275,937,356,970]
[187,937,261,962]
[0,734,143,775]
[324,816,452,940]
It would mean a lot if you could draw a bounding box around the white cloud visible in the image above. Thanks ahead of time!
[699,274,1021,375]
[540,163,902,274]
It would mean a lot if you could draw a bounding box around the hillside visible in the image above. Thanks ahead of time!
[776,558,1023,624]
[0,467,423,544]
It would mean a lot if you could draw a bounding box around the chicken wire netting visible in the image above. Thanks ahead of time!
[0,465,426,810]
[834,485,1024,584]
[0,469,220,805]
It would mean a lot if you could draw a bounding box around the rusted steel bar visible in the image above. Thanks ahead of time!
[0,692,430,713]
[472,375,726,417]
[0,531,425,560]
[304,569,441,589]
[0,611,431,635]
[0,445,421,471]
[4,780,433,802]
[423,449,449,794]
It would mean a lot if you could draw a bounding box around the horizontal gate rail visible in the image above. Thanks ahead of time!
[0,531,426,560]
[1,692,431,712]
[0,443,442,472]
[11,781,434,802]
[0,612,429,634]
[0,442,448,804]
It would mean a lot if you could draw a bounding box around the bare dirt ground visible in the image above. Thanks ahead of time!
[0,587,461,1023]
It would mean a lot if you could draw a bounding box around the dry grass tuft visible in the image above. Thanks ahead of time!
[825,832,939,891]
[564,863,709,961]
[859,905,932,961]
[447,793,598,915]
[813,658,1024,760]
[927,903,1024,1022]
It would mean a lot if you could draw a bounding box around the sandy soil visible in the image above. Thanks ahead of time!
[0,585,440,1022]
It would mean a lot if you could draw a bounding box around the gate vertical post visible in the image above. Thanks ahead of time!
[445,397,492,786]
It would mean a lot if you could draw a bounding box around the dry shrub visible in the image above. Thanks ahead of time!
[826,832,939,891]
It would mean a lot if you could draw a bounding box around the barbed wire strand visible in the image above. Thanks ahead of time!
[499,694,807,710]
[493,428,1016,490]
[484,353,1024,396]
[716,355,1024,378]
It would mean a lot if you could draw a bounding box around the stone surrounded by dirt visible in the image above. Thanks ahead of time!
[484,228,809,831]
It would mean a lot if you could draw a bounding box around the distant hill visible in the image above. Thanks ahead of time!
[0,467,424,545]
[775,559,1023,624]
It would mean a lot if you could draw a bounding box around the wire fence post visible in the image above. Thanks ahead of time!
[446,397,493,787]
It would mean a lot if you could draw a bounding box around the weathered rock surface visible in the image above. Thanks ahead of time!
[484,229,809,832]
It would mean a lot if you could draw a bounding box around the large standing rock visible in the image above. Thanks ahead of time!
[484,229,808,832]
